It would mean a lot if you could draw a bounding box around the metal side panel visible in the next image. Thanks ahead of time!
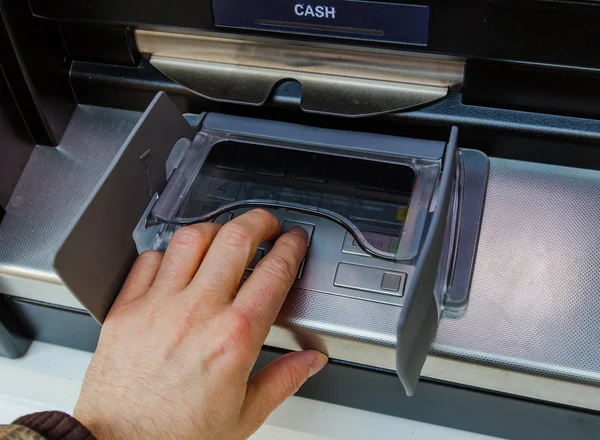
[395,127,457,396]
[0,105,143,309]
[54,92,196,322]
[429,157,600,409]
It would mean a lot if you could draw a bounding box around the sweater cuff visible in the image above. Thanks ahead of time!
[13,412,95,440]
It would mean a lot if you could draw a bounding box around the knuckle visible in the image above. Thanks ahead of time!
[170,226,205,248]
[224,309,255,357]
[219,222,253,247]
[257,254,297,281]
[277,366,306,397]
[229,308,254,339]
[277,233,307,256]
[248,208,278,224]
[138,250,163,264]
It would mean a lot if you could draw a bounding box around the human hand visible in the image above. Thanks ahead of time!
[74,209,328,440]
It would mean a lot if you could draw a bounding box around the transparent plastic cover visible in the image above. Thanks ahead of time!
[152,129,441,261]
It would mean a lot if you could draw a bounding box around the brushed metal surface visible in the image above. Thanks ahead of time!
[2,105,600,410]
[267,288,400,371]
[136,31,464,117]
[429,158,600,405]
[0,105,143,309]
[135,31,463,87]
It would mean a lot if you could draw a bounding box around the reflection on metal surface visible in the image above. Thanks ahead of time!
[136,30,464,117]
[431,158,600,409]
[267,287,400,371]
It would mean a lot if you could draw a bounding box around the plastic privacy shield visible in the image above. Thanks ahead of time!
[396,127,458,395]
[151,113,446,262]
[54,93,197,322]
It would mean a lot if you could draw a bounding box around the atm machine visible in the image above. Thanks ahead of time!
[1,1,600,438]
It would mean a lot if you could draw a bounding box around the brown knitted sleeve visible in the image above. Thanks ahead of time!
[9,412,95,440]
[0,425,46,440]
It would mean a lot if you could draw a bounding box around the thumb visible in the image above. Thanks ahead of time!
[241,350,328,430]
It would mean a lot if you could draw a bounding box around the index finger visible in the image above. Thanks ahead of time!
[233,226,308,348]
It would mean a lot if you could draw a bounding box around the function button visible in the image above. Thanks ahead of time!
[212,141,248,172]
[341,231,399,255]
[334,263,406,297]
[296,175,326,184]
[381,272,402,292]
[216,159,247,172]
[239,182,281,200]
[347,200,403,228]
[247,249,264,271]
[341,232,369,257]
[256,168,286,178]
[294,157,329,184]
[207,177,241,201]
[281,221,315,246]
[279,188,321,207]
[255,155,288,178]
[319,194,353,218]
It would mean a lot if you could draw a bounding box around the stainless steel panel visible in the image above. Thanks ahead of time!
[428,158,600,406]
[268,288,400,371]
[0,105,143,308]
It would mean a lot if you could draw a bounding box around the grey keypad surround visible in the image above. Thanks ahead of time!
[231,208,412,307]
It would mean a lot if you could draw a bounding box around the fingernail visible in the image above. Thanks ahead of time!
[288,226,308,238]
[309,353,329,377]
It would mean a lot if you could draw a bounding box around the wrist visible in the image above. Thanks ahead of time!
[13,411,95,440]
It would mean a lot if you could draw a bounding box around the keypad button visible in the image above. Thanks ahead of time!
[247,249,264,271]
[296,258,306,280]
[213,212,233,225]
[207,177,241,201]
[281,221,315,246]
